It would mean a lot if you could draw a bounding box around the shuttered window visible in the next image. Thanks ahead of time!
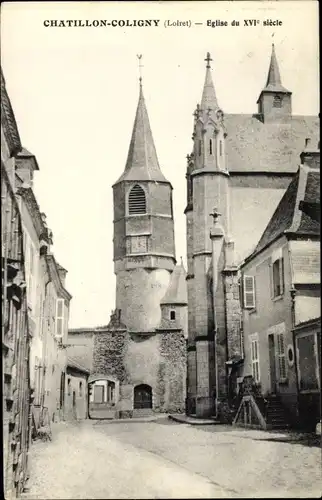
[273,95,282,108]
[243,275,256,309]
[55,298,64,337]
[272,258,284,297]
[277,333,287,381]
[128,185,146,215]
[250,335,260,382]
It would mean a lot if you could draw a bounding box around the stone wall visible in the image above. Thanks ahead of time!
[92,328,186,415]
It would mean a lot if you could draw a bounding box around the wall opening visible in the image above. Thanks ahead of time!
[170,310,176,321]
[128,184,146,214]
[134,384,152,409]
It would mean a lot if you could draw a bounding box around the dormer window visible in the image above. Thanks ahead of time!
[170,310,176,321]
[273,95,282,108]
[128,184,146,215]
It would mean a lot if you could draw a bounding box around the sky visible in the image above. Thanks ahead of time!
[1,1,319,328]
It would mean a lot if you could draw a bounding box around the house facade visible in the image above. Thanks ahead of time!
[2,66,31,498]
[239,145,320,430]
[185,45,320,419]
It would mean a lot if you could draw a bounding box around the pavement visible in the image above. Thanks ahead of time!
[22,417,322,499]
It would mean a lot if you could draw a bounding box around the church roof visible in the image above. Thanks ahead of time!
[114,83,169,185]
[161,261,187,305]
[260,43,291,95]
[250,160,320,258]
[201,52,219,111]
[224,114,319,173]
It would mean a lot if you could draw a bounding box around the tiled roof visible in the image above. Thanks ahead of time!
[251,163,320,257]
[114,84,169,185]
[67,355,90,374]
[161,262,187,305]
[224,114,319,172]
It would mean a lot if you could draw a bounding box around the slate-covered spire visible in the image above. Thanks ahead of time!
[160,260,187,305]
[200,52,219,111]
[262,43,290,93]
[114,77,168,184]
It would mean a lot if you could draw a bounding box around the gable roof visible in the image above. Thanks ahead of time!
[224,114,319,173]
[249,163,320,259]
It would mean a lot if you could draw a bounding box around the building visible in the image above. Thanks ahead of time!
[238,142,320,430]
[64,356,89,421]
[185,46,319,419]
[2,67,31,498]
[72,78,188,419]
[14,146,72,428]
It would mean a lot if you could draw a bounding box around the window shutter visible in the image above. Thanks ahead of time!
[279,258,285,295]
[269,259,274,299]
[129,185,146,214]
[243,275,255,309]
[277,333,287,381]
[55,298,64,337]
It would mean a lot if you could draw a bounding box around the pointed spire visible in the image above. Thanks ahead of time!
[160,263,187,305]
[200,52,219,112]
[114,58,168,184]
[263,44,290,93]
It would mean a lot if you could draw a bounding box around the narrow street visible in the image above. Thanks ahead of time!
[23,417,321,499]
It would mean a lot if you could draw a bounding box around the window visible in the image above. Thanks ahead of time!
[276,333,287,381]
[209,139,213,155]
[219,140,223,157]
[128,184,146,215]
[243,275,256,309]
[272,258,284,298]
[67,378,71,396]
[79,381,83,397]
[297,334,320,391]
[250,335,260,383]
[55,298,64,337]
[273,95,282,108]
[198,140,202,156]
[170,310,176,321]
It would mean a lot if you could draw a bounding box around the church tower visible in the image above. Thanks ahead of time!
[257,43,292,123]
[186,53,230,417]
[112,76,176,332]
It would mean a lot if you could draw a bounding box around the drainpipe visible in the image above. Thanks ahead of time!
[290,286,301,423]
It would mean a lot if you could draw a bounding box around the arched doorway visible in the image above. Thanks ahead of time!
[134,384,152,409]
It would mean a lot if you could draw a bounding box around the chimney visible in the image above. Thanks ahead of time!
[300,138,320,169]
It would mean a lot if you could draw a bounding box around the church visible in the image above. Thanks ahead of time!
[185,45,319,419]
[69,73,188,419]
[68,44,319,421]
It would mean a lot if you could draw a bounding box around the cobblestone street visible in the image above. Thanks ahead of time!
[23,417,321,499]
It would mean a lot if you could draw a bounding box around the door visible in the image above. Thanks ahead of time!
[268,334,277,393]
[134,384,152,409]
[72,390,77,419]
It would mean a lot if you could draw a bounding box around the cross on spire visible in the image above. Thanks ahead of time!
[210,207,222,224]
[205,52,212,68]
[137,54,143,86]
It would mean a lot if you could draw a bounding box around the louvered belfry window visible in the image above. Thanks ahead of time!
[128,184,147,215]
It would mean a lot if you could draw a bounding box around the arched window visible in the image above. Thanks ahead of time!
[273,95,282,108]
[209,139,213,155]
[128,184,146,215]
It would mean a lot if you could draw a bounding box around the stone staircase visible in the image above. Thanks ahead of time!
[265,395,290,430]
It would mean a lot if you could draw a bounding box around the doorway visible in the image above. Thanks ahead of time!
[134,384,152,409]
[268,334,277,393]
